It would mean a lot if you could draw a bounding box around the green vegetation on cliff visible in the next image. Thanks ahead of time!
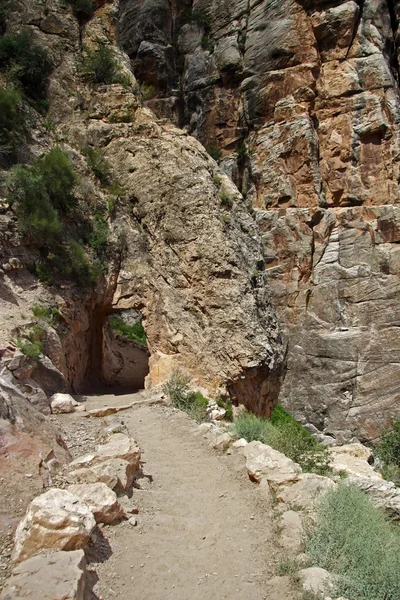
[0,87,25,157]
[375,419,400,485]
[6,146,108,287]
[109,315,147,346]
[234,407,331,475]
[0,29,52,103]
[307,484,400,600]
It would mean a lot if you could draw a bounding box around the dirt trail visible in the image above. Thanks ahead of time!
[71,396,296,600]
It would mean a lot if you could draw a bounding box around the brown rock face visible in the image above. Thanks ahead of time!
[118,0,400,439]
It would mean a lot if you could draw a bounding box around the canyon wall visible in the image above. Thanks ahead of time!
[118,0,400,440]
[0,0,284,417]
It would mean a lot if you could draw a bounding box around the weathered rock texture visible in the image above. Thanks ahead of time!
[11,489,96,563]
[0,550,86,600]
[118,0,400,439]
[0,0,284,419]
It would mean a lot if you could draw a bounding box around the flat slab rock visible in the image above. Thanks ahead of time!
[68,457,136,494]
[0,550,86,600]
[70,433,140,471]
[243,441,302,488]
[329,443,381,481]
[276,473,336,511]
[11,488,96,564]
[67,483,125,524]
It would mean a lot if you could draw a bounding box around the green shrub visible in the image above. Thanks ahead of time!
[65,240,94,285]
[375,418,400,485]
[36,147,77,211]
[375,418,400,467]
[219,191,233,209]
[28,324,44,342]
[32,304,60,326]
[186,9,211,31]
[16,338,42,361]
[82,44,118,84]
[36,263,53,285]
[206,145,221,161]
[0,29,52,101]
[216,397,233,421]
[89,214,109,254]
[66,0,95,20]
[233,406,330,475]
[82,146,110,184]
[0,86,25,155]
[306,484,400,600]
[6,165,63,242]
[162,370,209,422]
[109,314,147,346]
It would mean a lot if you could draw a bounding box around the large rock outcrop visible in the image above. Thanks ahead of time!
[118,0,400,439]
[0,0,285,417]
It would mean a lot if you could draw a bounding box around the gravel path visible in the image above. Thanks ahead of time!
[65,396,298,600]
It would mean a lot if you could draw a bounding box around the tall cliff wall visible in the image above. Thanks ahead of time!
[0,0,284,418]
[119,0,400,440]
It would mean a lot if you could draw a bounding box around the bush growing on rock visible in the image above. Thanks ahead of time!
[0,29,52,102]
[6,164,63,242]
[109,314,147,346]
[16,338,42,361]
[233,406,330,475]
[82,44,118,84]
[37,147,77,212]
[0,86,25,158]
[375,419,400,485]
[306,483,400,600]
[162,370,209,422]
[82,145,110,184]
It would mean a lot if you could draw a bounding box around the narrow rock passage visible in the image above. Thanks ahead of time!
[80,398,294,600]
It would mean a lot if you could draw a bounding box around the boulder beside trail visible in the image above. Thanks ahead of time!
[329,443,381,481]
[68,483,125,524]
[50,393,79,414]
[70,433,141,471]
[11,489,96,564]
[243,441,302,488]
[0,550,86,600]
[276,473,336,511]
[68,458,136,494]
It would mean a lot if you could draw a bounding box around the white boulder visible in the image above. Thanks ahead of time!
[329,443,381,480]
[299,567,334,595]
[243,441,301,488]
[12,489,95,563]
[276,473,336,511]
[67,483,125,524]
[50,393,79,414]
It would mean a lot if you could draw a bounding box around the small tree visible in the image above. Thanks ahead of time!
[0,86,25,157]
[0,30,52,100]
[82,44,118,84]
[36,147,77,211]
[6,165,63,242]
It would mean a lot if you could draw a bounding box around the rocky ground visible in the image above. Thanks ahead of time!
[0,393,304,599]
[3,391,400,599]
[60,397,297,600]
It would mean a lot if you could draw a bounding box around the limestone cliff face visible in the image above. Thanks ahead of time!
[0,0,284,417]
[119,0,400,440]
